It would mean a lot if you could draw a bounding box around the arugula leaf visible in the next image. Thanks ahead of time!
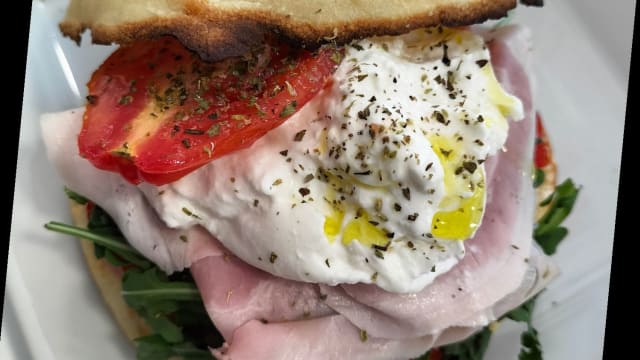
[534,178,580,255]
[504,298,543,360]
[121,268,202,309]
[518,326,542,360]
[135,335,214,360]
[45,201,220,359]
[64,186,89,205]
[418,327,492,360]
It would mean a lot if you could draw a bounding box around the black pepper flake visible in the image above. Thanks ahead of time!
[279,149,289,156]
[476,59,489,68]
[325,258,331,267]
[357,107,370,120]
[407,241,415,249]
[433,111,446,124]
[179,235,188,242]
[86,95,98,105]
[293,129,307,142]
[298,187,311,197]
[402,187,411,201]
[303,174,315,183]
[269,252,278,263]
[408,213,419,221]
[181,138,191,149]
[442,44,451,66]
[354,170,372,176]
[431,265,436,272]
[393,203,402,211]
[374,249,385,259]
[425,162,434,172]
[184,128,205,135]
[253,199,259,207]
[462,161,477,173]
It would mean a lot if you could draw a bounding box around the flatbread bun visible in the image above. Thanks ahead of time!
[60,0,525,60]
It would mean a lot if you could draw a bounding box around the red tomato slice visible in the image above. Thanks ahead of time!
[534,112,552,168]
[79,36,342,185]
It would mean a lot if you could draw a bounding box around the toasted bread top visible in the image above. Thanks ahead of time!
[60,0,520,60]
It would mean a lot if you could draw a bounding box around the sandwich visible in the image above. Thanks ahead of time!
[40,0,579,359]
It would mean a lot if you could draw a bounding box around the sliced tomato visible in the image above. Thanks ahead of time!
[534,112,552,168]
[79,36,342,185]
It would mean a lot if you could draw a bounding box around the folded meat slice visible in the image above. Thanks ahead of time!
[41,109,204,273]
[42,24,556,360]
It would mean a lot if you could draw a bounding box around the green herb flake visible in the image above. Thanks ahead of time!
[280,100,298,118]
[207,124,221,137]
[181,207,201,219]
[359,329,368,342]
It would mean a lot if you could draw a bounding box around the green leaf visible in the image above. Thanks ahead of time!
[505,297,536,323]
[134,335,214,360]
[518,326,543,360]
[134,335,174,360]
[121,268,202,310]
[140,311,184,344]
[104,249,129,267]
[535,227,568,256]
[534,178,580,255]
[87,204,123,236]
[44,222,139,255]
[421,326,493,360]
[64,187,89,205]
[94,243,106,259]
[533,168,544,188]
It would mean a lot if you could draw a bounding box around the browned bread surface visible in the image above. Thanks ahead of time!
[60,0,517,60]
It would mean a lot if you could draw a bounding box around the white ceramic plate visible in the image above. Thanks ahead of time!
[5,0,632,359]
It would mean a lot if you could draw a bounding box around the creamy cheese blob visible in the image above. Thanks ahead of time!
[140,27,523,293]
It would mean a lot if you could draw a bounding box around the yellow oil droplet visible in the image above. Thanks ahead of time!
[323,209,344,243]
[482,64,516,121]
[429,135,486,240]
[342,212,389,248]
[324,207,389,247]
[431,184,484,240]
[429,136,459,197]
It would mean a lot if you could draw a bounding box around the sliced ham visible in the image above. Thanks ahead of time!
[42,25,556,360]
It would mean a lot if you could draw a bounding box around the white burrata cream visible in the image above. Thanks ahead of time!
[139,27,523,293]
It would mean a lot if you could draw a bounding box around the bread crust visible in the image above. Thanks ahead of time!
[60,0,517,60]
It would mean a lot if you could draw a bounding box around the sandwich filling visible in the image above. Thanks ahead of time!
[136,27,523,293]
[42,24,555,360]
